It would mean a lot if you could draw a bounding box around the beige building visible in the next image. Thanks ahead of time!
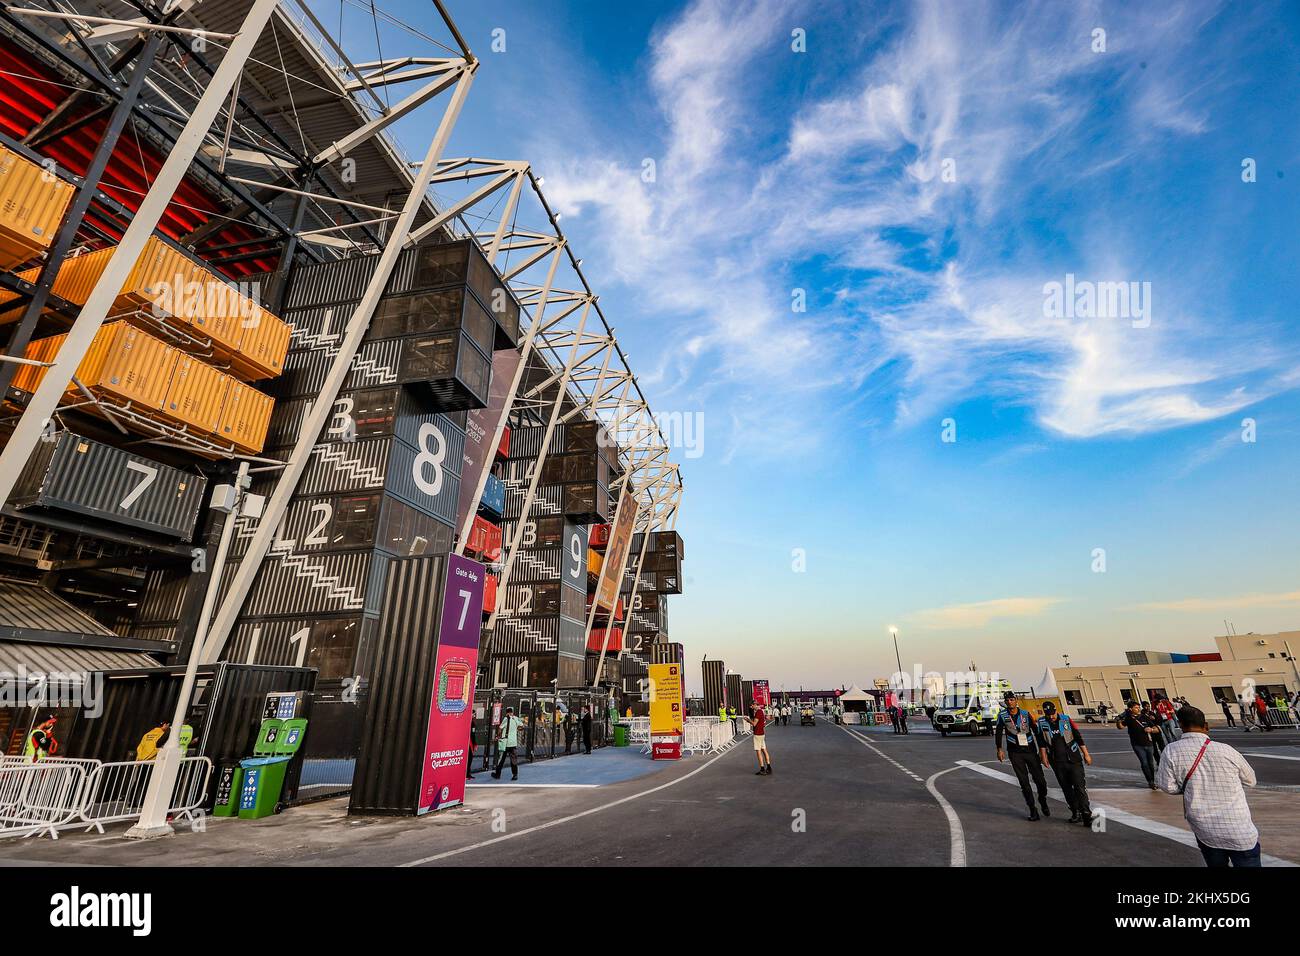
[1052,631,1300,722]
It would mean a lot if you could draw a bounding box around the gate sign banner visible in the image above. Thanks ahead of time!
[418,554,486,815]
[594,487,638,612]
[752,680,771,707]
[455,348,522,530]
[649,662,684,760]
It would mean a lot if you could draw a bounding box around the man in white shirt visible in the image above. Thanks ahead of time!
[1156,705,1260,867]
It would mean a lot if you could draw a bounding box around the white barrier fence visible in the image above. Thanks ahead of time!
[623,717,741,755]
[0,755,211,839]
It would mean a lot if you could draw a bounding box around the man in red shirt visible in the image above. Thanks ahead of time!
[1155,695,1179,743]
[1253,693,1273,731]
[742,704,772,776]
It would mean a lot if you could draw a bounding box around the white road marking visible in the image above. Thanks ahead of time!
[955,759,1297,867]
[466,783,599,789]
[1243,751,1300,761]
[924,767,968,868]
[399,743,740,866]
[836,723,965,866]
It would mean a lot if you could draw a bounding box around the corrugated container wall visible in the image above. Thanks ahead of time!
[702,659,726,715]
[10,431,206,539]
[349,555,446,815]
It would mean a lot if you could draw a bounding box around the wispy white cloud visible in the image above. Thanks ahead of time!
[1135,591,1300,612]
[536,0,1292,456]
[909,596,1063,630]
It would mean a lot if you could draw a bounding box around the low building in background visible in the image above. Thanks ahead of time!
[1053,631,1300,721]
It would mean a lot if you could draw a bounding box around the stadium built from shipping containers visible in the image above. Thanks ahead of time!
[0,1,684,802]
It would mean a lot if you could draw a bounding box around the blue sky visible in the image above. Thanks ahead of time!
[337,0,1300,691]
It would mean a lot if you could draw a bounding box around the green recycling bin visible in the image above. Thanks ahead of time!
[274,718,308,755]
[613,723,629,747]
[237,756,291,819]
[213,764,242,817]
[253,718,284,755]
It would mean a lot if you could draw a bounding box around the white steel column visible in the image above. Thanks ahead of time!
[125,462,249,839]
[0,0,283,510]
[202,62,477,662]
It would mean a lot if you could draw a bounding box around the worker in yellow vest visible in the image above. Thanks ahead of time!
[728,706,738,734]
[24,716,58,762]
[718,704,728,725]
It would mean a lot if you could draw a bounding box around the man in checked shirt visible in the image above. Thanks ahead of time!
[1156,705,1261,867]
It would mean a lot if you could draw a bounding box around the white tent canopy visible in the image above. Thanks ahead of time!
[839,684,875,703]
[1034,667,1060,697]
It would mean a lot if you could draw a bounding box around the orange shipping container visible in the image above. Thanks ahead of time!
[166,354,229,435]
[73,322,175,412]
[217,380,273,454]
[9,332,64,394]
[228,306,291,380]
[0,145,74,270]
[15,322,175,412]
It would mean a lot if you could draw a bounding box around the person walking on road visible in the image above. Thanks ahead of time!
[888,704,900,734]
[580,705,593,755]
[742,704,772,775]
[1252,692,1272,731]
[1220,699,1236,728]
[898,705,909,735]
[1118,700,1162,789]
[995,692,1050,821]
[492,707,521,780]
[1140,701,1166,758]
[1157,706,1261,868]
[1037,700,1093,825]
[1155,695,1179,743]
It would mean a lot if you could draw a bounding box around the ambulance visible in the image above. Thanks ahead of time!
[931,678,1013,736]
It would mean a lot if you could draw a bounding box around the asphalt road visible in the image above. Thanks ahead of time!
[3,716,1295,867]
[411,716,1300,867]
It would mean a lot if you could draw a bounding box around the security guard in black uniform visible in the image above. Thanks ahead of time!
[1037,700,1093,825]
[995,692,1050,820]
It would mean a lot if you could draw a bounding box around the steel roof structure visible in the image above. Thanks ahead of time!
[0,0,683,668]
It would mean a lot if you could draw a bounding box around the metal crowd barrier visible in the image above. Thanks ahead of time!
[683,717,717,755]
[77,757,212,833]
[0,761,89,839]
[710,718,735,751]
[626,718,651,752]
[0,755,212,839]
[1264,707,1297,729]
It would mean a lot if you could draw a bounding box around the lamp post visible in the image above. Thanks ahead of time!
[889,626,909,704]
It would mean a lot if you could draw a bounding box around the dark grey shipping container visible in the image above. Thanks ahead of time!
[11,431,207,539]
[277,338,404,398]
[727,674,743,714]
[349,554,448,815]
[226,615,367,682]
[229,492,385,559]
[288,431,464,501]
[702,659,726,714]
[217,549,386,618]
[265,386,460,452]
[490,613,560,656]
[136,567,189,624]
[650,642,685,665]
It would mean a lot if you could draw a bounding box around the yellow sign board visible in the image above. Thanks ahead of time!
[649,663,684,737]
